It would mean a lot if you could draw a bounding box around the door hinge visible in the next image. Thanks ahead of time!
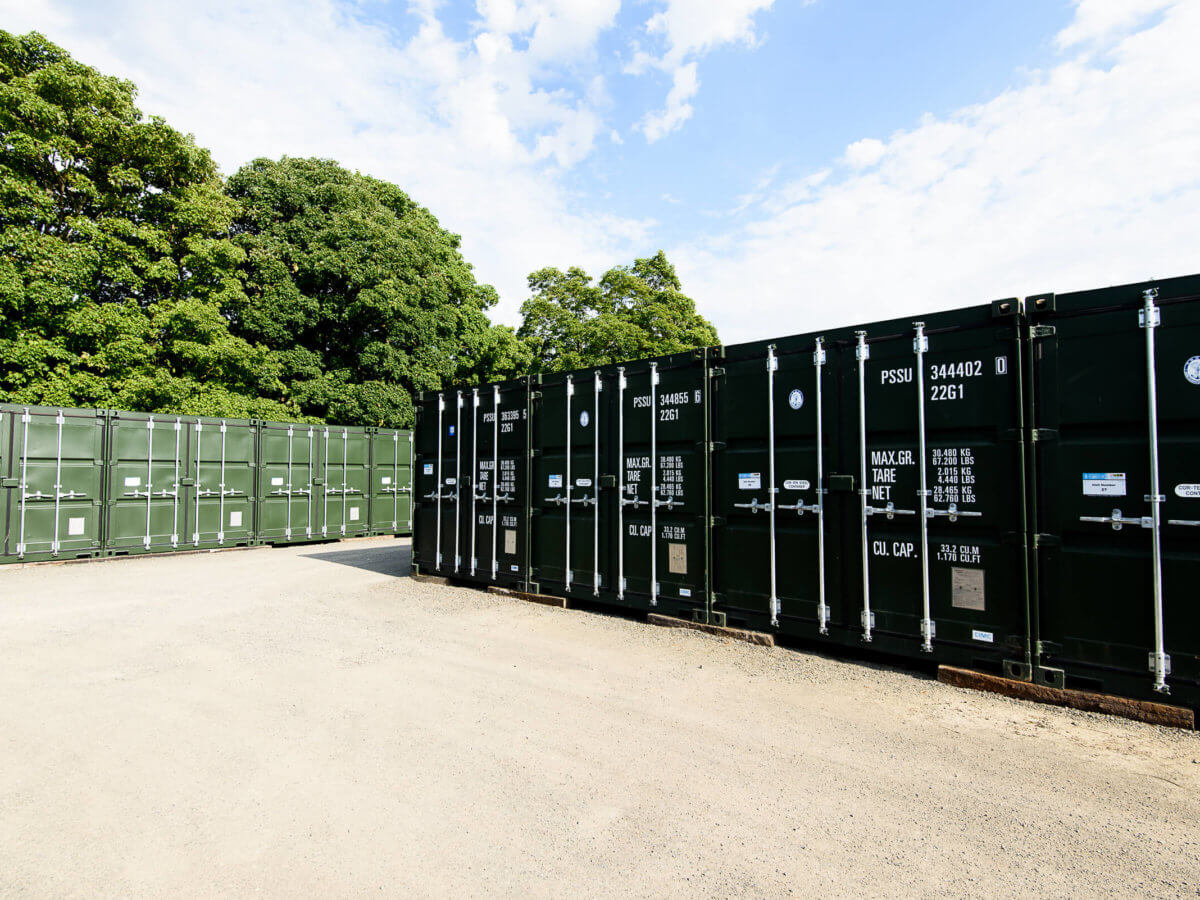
[1030,325,1056,339]
[709,515,727,527]
[708,367,726,379]
[1031,428,1058,442]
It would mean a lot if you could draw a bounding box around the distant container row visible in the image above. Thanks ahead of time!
[412,273,1200,712]
[0,408,412,563]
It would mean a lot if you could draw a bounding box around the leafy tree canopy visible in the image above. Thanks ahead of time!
[225,157,524,427]
[0,30,295,419]
[516,251,719,373]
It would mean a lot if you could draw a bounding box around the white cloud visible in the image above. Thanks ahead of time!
[675,0,1200,344]
[0,0,637,325]
[1055,0,1173,48]
[635,0,778,141]
[843,138,887,169]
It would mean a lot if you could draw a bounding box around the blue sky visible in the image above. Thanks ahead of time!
[3,0,1197,342]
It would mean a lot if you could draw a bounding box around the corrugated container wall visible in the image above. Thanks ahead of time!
[1028,274,1200,707]
[0,404,106,562]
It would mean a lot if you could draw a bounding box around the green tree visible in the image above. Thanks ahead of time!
[0,30,295,419]
[517,251,719,373]
[226,157,520,427]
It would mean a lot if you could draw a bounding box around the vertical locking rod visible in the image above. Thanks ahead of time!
[52,411,63,555]
[856,331,873,642]
[171,418,181,547]
[454,391,462,570]
[914,323,934,652]
[1142,288,1169,693]
[145,418,154,549]
[814,338,829,634]
[17,409,30,557]
[767,346,779,625]
[650,363,659,607]
[492,385,500,579]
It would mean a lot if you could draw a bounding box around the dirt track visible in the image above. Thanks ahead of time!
[1,537,1197,897]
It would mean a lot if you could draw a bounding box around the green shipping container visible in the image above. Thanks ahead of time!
[368,429,413,536]
[316,426,371,539]
[104,413,258,553]
[0,404,107,562]
[1028,275,1200,707]
[257,422,323,544]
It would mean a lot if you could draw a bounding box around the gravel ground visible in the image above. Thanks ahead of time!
[0,537,1197,898]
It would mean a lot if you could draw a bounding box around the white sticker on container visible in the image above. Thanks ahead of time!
[505,529,517,555]
[788,389,804,410]
[230,511,242,527]
[1082,472,1126,496]
[783,479,811,491]
[423,463,433,475]
[951,567,986,611]
[548,474,563,488]
[271,477,284,486]
[738,472,762,490]
[580,410,589,427]
[67,517,85,536]
[510,564,519,572]
[445,477,456,486]
[679,588,692,598]
[382,476,392,485]
[971,629,994,643]
[1176,483,1200,498]
[124,476,141,487]
[349,507,360,521]
[576,477,592,488]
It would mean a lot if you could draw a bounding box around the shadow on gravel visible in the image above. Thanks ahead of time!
[301,542,412,577]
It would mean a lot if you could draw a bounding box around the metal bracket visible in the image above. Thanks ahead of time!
[1030,325,1056,339]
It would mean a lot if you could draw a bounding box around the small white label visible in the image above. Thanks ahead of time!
[576,477,592,487]
[271,477,284,486]
[1175,483,1200,498]
[423,463,433,475]
[510,564,519,572]
[230,511,242,527]
[124,476,141,487]
[1083,472,1126,496]
[1185,356,1200,385]
[382,476,392,485]
[738,472,762,490]
[446,477,456,486]
[679,588,692,598]
[788,389,804,410]
[971,629,994,644]
[349,507,360,522]
[783,479,810,491]
[67,517,85,536]
[448,425,455,436]
[580,410,589,427]
[549,474,563,488]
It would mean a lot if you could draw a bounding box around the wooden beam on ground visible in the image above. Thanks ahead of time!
[648,613,775,647]
[487,586,568,609]
[938,666,1194,730]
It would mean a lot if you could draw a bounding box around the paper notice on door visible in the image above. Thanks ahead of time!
[124,476,141,487]
[1082,472,1126,496]
[382,476,391,485]
[548,474,563,488]
[271,477,284,486]
[668,543,687,574]
[349,507,360,521]
[505,529,517,555]
[229,511,243,527]
[68,517,85,536]
[738,472,762,490]
[951,567,985,611]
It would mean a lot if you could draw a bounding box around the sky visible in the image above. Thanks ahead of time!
[3,0,1198,344]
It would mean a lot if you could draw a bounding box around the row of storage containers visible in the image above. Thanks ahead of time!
[412,273,1200,711]
[0,409,412,563]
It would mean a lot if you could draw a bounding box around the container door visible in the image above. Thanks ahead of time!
[471,382,528,588]
[259,424,318,543]
[0,406,104,561]
[711,338,838,636]
[844,308,1029,670]
[188,419,255,547]
[530,375,572,593]
[106,414,186,553]
[412,396,445,572]
[613,359,708,617]
[370,430,413,537]
[344,429,370,536]
[1031,280,1200,705]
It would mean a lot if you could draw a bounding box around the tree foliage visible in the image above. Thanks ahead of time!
[225,157,524,427]
[0,30,295,419]
[517,251,719,373]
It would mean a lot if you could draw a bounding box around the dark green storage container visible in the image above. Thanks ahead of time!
[315,426,371,539]
[182,416,258,549]
[413,389,467,574]
[0,404,106,562]
[709,301,1033,675]
[368,429,413,537]
[1028,275,1200,707]
[257,421,322,544]
[105,411,191,555]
